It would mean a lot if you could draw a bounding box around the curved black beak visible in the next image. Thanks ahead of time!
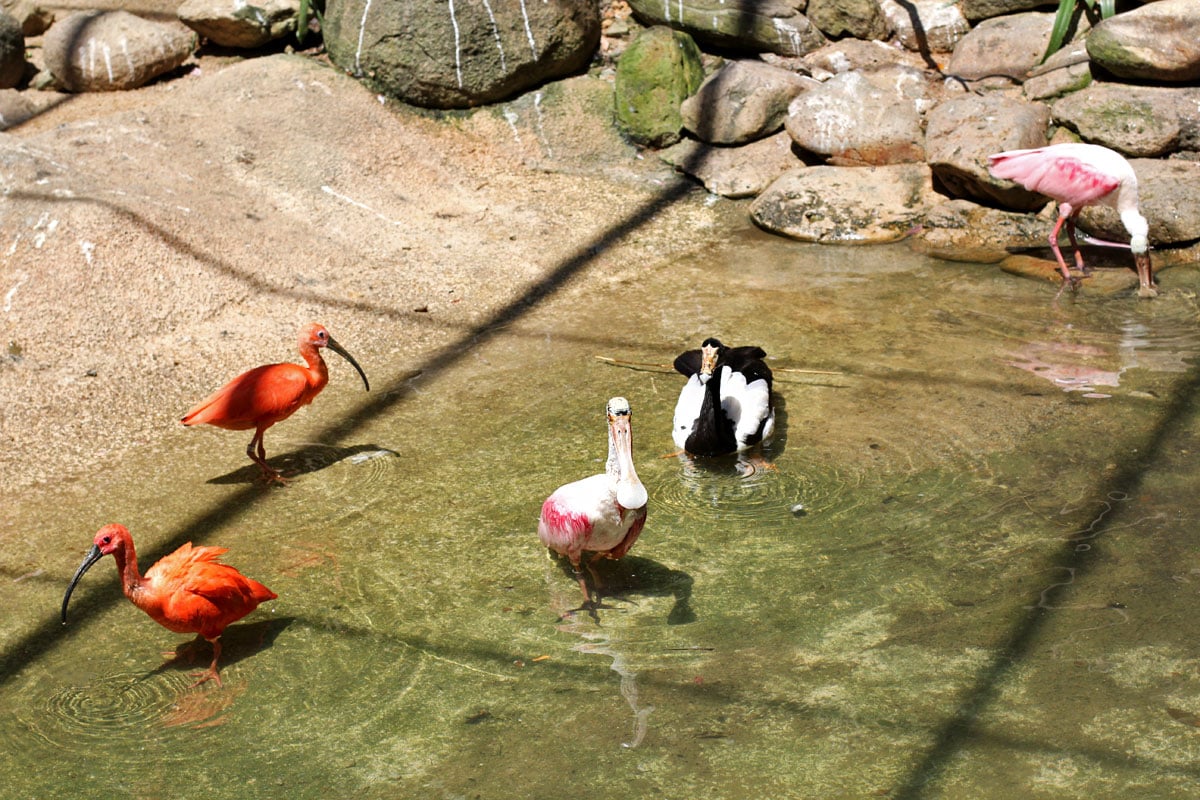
[61,544,104,624]
[327,336,370,392]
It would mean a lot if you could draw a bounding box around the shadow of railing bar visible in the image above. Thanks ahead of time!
[0,167,708,687]
[892,360,1200,798]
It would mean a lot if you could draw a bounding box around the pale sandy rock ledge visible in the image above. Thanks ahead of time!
[0,52,717,491]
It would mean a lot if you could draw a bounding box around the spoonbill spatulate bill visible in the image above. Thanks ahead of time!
[538,397,648,608]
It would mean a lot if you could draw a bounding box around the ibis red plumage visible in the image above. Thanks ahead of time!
[182,323,369,482]
[61,524,277,687]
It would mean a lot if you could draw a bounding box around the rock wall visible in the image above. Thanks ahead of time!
[4,0,1199,285]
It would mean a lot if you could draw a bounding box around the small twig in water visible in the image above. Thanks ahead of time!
[595,355,846,377]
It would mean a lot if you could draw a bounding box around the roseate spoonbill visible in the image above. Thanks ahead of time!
[61,524,277,687]
[987,143,1156,298]
[538,397,648,607]
[182,323,370,482]
[673,338,775,457]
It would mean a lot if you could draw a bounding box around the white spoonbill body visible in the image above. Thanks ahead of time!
[987,142,1155,297]
[538,397,648,607]
[673,338,775,457]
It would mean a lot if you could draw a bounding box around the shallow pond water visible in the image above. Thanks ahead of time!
[4,222,1200,799]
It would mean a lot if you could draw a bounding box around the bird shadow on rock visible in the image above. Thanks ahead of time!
[151,616,293,681]
[553,554,696,625]
[206,443,399,484]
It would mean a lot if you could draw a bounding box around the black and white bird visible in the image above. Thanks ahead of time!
[672,338,775,457]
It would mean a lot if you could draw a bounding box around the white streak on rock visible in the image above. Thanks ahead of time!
[3,272,28,312]
[354,0,373,76]
[773,19,804,55]
[481,0,507,75]
[518,0,537,58]
[102,42,114,84]
[121,38,134,79]
[321,185,404,227]
[448,0,463,88]
[502,106,522,143]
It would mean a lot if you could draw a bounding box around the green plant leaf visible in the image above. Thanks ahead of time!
[1042,0,1077,62]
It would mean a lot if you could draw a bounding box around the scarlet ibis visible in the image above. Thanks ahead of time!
[987,143,1155,297]
[182,323,370,482]
[538,397,648,606]
[61,524,277,687]
[673,338,775,457]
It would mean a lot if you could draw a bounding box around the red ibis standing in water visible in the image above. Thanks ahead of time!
[538,397,648,607]
[61,524,277,687]
[673,338,775,457]
[181,323,370,482]
[987,142,1155,297]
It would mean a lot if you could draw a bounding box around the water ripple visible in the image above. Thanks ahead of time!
[28,671,207,749]
[653,451,866,523]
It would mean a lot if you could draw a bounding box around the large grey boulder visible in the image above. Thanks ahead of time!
[322,0,598,109]
[1052,84,1200,158]
[802,38,927,77]
[925,93,1050,210]
[1086,0,1200,83]
[807,0,889,41]
[626,0,826,57]
[751,163,939,244]
[43,11,196,92]
[947,12,1055,81]
[1022,42,1091,101]
[960,0,1053,22]
[784,68,928,166]
[680,60,813,145]
[879,0,969,54]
